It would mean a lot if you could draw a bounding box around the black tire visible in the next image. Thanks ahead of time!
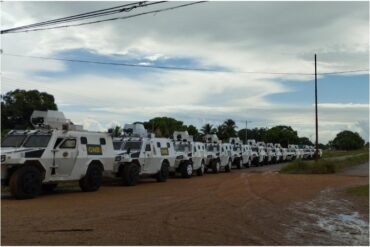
[10,166,42,199]
[42,183,58,193]
[225,161,231,173]
[197,161,205,176]
[157,162,169,182]
[179,161,193,178]
[79,163,103,192]
[212,160,220,174]
[121,163,140,186]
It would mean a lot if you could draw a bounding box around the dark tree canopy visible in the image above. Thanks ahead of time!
[264,125,299,147]
[297,137,313,146]
[201,123,216,135]
[143,117,187,138]
[1,89,58,131]
[332,130,365,150]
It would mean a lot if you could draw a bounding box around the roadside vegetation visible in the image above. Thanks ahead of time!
[323,148,369,158]
[346,184,369,197]
[280,152,369,174]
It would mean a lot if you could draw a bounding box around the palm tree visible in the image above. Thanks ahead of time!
[223,119,237,138]
[201,123,215,135]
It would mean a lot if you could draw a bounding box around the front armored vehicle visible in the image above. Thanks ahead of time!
[1,110,115,199]
[113,123,176,186]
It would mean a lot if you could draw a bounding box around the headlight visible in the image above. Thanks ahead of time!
[115,156,121,162]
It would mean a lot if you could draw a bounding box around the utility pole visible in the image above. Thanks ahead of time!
[314,54,319,161]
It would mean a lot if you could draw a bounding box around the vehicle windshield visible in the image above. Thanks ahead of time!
[233,146,241,151]
[123,141,142,151]
[174,143,190,152]
[113,141,123,150]
[206,144,219,152]
[252,147,258,152]
[1,135,27,147]
[23,135,52,148]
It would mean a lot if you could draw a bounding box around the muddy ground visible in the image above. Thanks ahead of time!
[1,163,369,245]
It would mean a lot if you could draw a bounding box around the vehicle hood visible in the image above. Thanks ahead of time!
[1,147,41,155]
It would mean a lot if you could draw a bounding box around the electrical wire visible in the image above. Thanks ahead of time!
[1,1,206,34]
[1,1,166,34]
[2,52,369,76]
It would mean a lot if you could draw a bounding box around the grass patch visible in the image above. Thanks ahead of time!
[323,148,368,158]
[346,184,369,197]
[280,152,369,174]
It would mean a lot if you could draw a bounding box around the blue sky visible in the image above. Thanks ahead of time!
[1,1,369,143]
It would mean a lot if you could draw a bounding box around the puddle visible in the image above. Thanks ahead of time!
[286,189,369,245]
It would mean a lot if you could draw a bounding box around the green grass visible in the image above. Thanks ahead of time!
[280,152,369,174]
[323,148,368,158]
[346,184,369,197]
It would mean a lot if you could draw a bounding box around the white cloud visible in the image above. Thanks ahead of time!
[1,1,369,143]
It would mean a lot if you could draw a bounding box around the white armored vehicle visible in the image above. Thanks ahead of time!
[171,131,205,178]
[248,139,263,166]
[288,144,303,160]
[229,137,244,169]
[241,144,252,167]
[266,143,277,164]
[204,134,231,173]
[257,142,270,165]
[113,123,176,185]
[273,143,283,163]
[1,110,115,199]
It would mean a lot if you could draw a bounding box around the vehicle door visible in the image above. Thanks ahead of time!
[53,137,78,176]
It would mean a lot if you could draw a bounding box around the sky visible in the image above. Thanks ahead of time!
[1,1,369,144]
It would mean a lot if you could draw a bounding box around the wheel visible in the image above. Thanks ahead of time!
[239,159,243,169]
[225,160,231,173]
[79,163,103,192]
[212,160,220,174]
[10,166,42,199]
[156,162,169,182]
[236,158,242,169]
[121,163,140,186]
[42,183,58,193]
[180,161,193,178]
[197,161,205,176]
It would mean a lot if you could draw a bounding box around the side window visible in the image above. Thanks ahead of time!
[100,138,106,145]
[145,144,151,152]
[54,138,63,148]
[198,145,200,150]
[221,147,224,152]
[193,146,196,152]
[60,139,76,149]
[157,142,161,148]
[167,143,170,148]
[80,137,87,144]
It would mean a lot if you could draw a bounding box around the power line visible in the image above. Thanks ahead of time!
[1,1,206,34]
[1,1,166,34]
[3,52,369,76]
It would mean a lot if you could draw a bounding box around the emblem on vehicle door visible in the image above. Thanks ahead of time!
[63,152,68,157]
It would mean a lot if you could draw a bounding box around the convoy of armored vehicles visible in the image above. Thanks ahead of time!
[1,110,323,199]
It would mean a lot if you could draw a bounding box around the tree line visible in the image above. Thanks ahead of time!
[1,89,366,150]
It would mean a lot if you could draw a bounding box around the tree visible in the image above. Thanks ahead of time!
[1,89,58,131]
[201,123,216,135]
[143,117,187,138]
[238,127,268,143]
[216,119,237,141]
[332,130,365,150]
[265,125,299,147]
[187,125,201,141]
[297,137,313,146]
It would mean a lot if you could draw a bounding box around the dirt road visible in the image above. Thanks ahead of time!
[2,164,369,245]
